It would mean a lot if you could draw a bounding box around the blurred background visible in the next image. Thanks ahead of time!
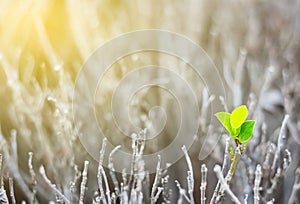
[0,0,299,203]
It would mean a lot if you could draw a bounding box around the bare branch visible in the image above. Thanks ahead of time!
[244,194,248,204]
[283,149,292,171]
[213,165,241,204]
[9,177,16,204]
[265,168,282,200]
[70,164,81,194]
[97,138,107,204]
[175,180,191,203]
[108,145,121,195]
[101,166,111,204]
[79,161,89,204]
[182,145,194,203]
[288,168,300,204]
[210,136,230,204]
[28,152,37,202]
[0,187,8,204]
[151,155,161,203]
[254,165,262,204]
[39,165,70,204]
[153,187,163,203]
[0,154,3,188]
[272,115,289,171]
[200,164,208,204]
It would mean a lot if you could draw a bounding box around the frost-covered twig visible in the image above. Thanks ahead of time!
[0,154,3,188]
[161,175,171,203]
[263,143,276,171]
[70,164,81,194]
[214,165,241,204]
[200,164,208,204]
[182,145,194,203]
[244,194,248,204]
[187,171,194,203]
[283,149,292,170]
[151,155,161,203]
[272,115,289,171]
[111,192,116,204]
[9,177,16,204]
[39,165,70,204]
[0,186,8,204]
[3,130,32,200]
[222,136,231,174]
[128,133,138,189]
[79,161,89,204]
[153,187,163,203]
[262,143,276,191]
[129,130,146,203]
[101,166,111,204]
[175,180,191,203]
[254,165,262,204]
[108,145,121,195]
[97,138,107,204]
[120,182,128,204]
[265,168,282,200]
[28,152,37,202]
[288,168,300,204]
[210,136,230,204]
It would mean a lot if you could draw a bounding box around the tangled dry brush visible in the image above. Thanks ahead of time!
[0,0,300,203]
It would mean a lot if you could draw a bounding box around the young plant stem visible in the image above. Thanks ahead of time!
[226,147,241,185]
[216,145,242,203]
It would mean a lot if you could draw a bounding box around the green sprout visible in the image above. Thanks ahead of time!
[215,105,256,145]
[214,105,256,189]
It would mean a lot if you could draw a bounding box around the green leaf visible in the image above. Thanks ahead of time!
[233,126,241,136]
[230,105,248,129]
[238,120,256,143]
[215,112,234,135]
